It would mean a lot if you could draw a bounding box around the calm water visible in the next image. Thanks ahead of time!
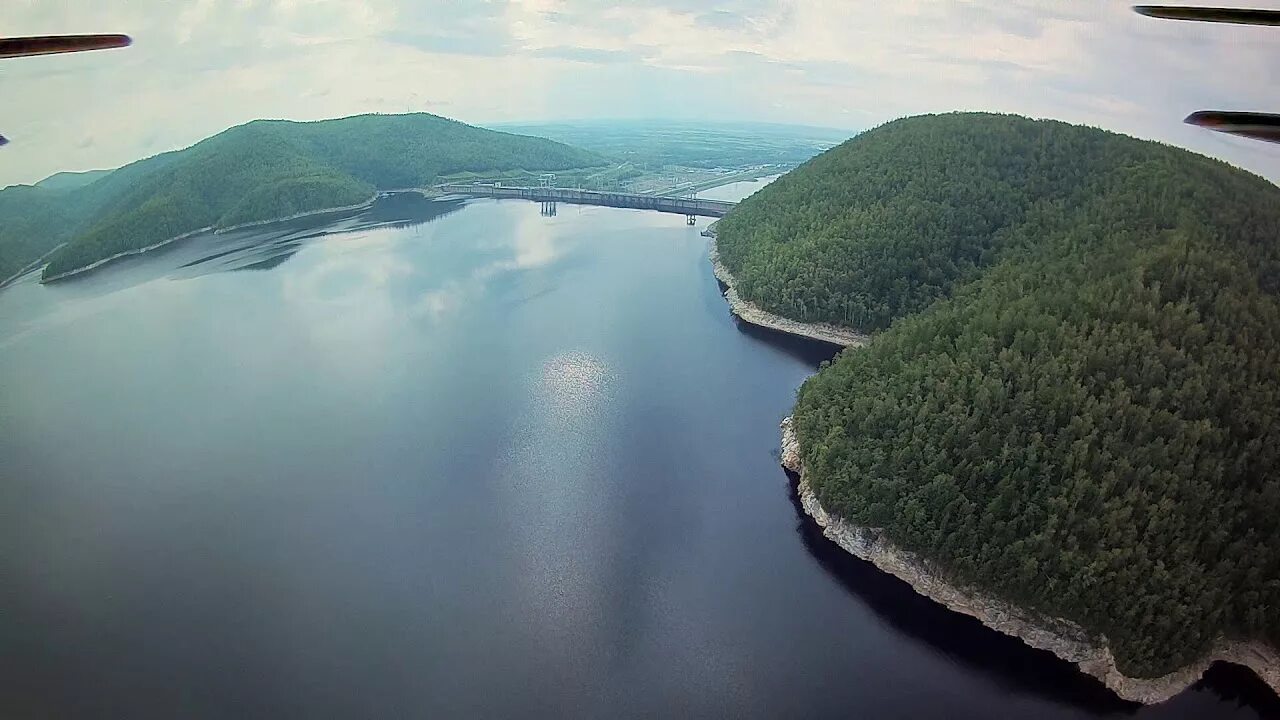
[697,173,782,202]
[1,191,1274,719]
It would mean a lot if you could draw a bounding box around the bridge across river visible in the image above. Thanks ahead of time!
[436,184,736,218]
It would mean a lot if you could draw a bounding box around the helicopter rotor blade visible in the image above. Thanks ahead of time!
[0,34,131,59]
[1185,111,1280,144]
[1133,6,1280,26]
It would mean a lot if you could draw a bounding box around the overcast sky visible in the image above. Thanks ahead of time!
[6,0,1280,187]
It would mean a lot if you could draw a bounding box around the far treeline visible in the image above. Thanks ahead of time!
[0,113,604,281]
[717,113,1280,678]
[496,119,851,170]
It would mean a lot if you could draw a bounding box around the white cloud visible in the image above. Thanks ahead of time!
[5,0,1280,186]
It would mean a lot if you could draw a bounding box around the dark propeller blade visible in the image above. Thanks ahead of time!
[0,34,131,59]
[1185,111,1280,144]
[1133,6,1280,26]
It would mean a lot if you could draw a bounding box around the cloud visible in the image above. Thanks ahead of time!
[529,45,650,64]
[694,10,753,32]
[5,0,1280,187]
[384,31,511,56]
[412,286,461,320]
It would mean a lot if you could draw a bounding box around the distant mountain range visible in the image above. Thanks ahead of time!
[493,119,855,169]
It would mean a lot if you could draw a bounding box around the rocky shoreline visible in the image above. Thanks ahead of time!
[39,194,378,284]
[706,232,868,348]
[704,229,1279,704]
[780,415,1280,705]
[41,225,216,283]
[0,242,67,290]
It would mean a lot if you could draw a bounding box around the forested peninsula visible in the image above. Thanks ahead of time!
[714,112,1280,701]
[0,113,602,282]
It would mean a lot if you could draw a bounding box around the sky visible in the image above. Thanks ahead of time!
[5,0,1280,187]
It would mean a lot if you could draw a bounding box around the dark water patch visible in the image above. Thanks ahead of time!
[731,316,844,367]
[708,276,844,367]
[285,230,329,242]
[179,243,255,269]
[780,466,1278,718]
[1197,664,1280,717]
[230,251,298,272]
[35,195,466,296]
[356,192,466,230]
[781,468,1135,714]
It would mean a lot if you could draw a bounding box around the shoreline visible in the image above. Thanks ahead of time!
[39,194,379,284]
[0,242,68,290]
[704,232,1280,704]
[779,416,1280,705]
[706,231,869,348]
[41,226,215,283]
[212,195,378,235]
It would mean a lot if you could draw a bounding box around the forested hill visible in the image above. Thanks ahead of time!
[33,168,114,191]
[737,113,1280,679]
[0,113,602,281]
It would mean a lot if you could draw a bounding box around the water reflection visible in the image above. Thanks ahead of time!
[781,467,1134,714]
[696,174,783,203]
[504,349,619,676]
[233,252,296,272]
[180,194,465,279]
[358,192,465,231]
[33,193,467,293]
[728,311,844,367]
[0,192,1274,719]
[1197,664,1280,717]
[779,467,1280,718]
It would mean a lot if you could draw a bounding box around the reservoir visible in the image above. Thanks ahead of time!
[0,189,1273,718]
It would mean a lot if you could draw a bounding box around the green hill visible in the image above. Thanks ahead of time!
[0,187,80,282]
[0,113,603,281]
[0,153,184,284]
[34,168,115,191]
[721,113,1280,677]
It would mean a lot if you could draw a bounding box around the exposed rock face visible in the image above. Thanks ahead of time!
[780,416,1280,705]
[707,235,869,348]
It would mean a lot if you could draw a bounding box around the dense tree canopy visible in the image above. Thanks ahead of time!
[0,155,178,281]
[736,113,1280,678]
[0,113,603,280]
[0,186,84,282]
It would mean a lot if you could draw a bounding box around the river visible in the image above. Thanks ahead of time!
[0,186,1274,718]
